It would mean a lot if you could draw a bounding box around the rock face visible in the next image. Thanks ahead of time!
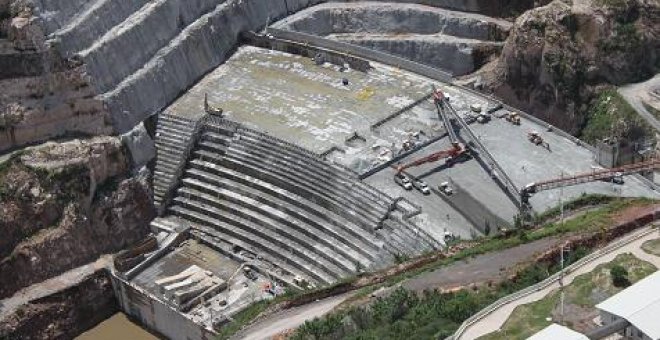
[473,0,660,134]
[0,4,112,152]
[274,2,511,75]
[0,137,155,299]
[0,269,118,340]
[16,0,326,135]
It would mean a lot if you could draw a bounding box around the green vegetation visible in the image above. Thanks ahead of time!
[216,301,270,340]
[641,238,660,257]
[600,22,642,53]
[580,89,652,143]
[610,264,630,287]
[480,253,656,339]
[535,194,615,223]
[291,249,590,340]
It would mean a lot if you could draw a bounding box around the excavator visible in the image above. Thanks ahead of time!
[204,93,224,116]
[394,88,467,174]
[520,157,660,222]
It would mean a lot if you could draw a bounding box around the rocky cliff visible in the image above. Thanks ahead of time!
[0,269,118,340]
[0,4,112,153]
[0,136,155,299]
[471,0,660,135]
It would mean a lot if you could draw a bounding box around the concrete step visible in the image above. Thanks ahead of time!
[187,160,383,256]
[185,220,317,286]
[179,180,371,268]
[213,151,381,232]
[176,186,354,276]
[237,132,390,206]
[169,203,335,284]
[222,145,385,226]
[182,171,379,262]
[155,138,187,151]
[231,139,389,215]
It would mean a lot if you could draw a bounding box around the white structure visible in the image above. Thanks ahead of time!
[527,323,588,340]
[596,271,660,340]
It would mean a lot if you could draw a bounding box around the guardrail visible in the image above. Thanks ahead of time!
[448,225,658,340]
[267,28,452,82]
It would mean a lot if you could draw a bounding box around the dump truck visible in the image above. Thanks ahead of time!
[506,111,521,125]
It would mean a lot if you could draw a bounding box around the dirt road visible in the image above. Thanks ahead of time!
[232,292,354,340]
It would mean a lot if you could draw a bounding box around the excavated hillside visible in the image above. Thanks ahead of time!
[0,137,155,299]
[472,0,660,136]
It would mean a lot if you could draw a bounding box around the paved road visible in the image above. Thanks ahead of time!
[458,226,660,340]
[618,74,660,132]
[233,292,354,340]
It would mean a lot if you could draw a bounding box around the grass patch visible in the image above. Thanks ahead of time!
[215,300,270,340]
[642,238,660,257]
[290,251,590,340]
[479,253,657,339]
[580,89,652,144]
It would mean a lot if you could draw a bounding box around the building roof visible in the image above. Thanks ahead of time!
[527,324,588,340]
[596,270,660,340]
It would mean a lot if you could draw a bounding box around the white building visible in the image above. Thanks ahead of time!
[596,270,660,340]
[527,323,588,340]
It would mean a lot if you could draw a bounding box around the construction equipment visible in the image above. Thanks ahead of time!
[204,93,224,116]
[528,131,544,145]
[520,158,660,221]
[395,142,465,173]
[393,87,467,174]
[505,111,521,125]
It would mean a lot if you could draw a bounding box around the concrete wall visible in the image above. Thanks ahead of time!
[111,273,213,340]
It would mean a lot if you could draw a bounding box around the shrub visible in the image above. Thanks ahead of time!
[610,264,630,287]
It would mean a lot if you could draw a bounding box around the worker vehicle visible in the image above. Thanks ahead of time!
[412,179,431,195]
[463,114,477,124]
[505,111,521,125]
[394,173,413,190]
[476,114,491,124]
[439,181,453,195]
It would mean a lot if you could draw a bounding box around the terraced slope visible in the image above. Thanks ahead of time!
[153,115,439,287]
[29,0,326,134]
[273,2,512,75]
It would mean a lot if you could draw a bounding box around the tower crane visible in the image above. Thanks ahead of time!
[520,158,660,221]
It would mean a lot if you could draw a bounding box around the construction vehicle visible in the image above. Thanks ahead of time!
[476,113,491,124]
[470,104,483,113]
[204,93,223,116]
[394,173,413,190]
[439,181,453,195]
[395,142,465,173]
[505,111,521,125]
[520,158,660,222]
[412,178,431,195]
[528,131,544,145]
[393,87,467,174]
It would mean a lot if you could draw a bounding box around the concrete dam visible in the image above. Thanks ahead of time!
[6,0,657,339]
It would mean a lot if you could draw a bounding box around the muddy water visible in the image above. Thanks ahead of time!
[76,313,158,340]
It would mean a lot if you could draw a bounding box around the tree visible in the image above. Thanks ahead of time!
[610,264,630,287]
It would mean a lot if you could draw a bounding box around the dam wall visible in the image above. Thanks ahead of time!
[110,273,212,340]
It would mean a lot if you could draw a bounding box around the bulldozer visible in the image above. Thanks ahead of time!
[505,111,520,125]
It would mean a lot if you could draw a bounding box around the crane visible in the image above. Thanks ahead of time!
[520,158,660,220]
[394,87,466,173]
